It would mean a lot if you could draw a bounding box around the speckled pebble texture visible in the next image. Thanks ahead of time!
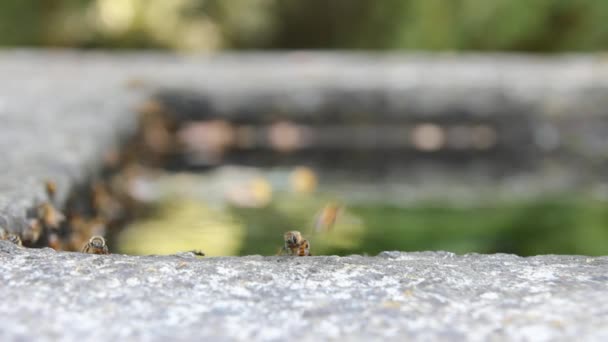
[1,242,607,341]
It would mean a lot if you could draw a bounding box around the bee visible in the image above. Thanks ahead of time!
[136,99,175,164]
[45,180,57,201]
[282,231,311,256]
[81,236,110,255]
[1,228,23,247]
[22,218,43,244]
[91,182,123,221]
[38,202,65,231]
[124,77,147,90]
[313,202,342,233]
[7,234,23,246]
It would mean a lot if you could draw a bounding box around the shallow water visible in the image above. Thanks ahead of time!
[114,168,608,256]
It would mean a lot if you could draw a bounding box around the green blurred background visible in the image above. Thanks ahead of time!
[3,0,608,51]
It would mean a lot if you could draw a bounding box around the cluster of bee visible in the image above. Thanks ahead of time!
[1,99,186,255]
[54,179,121,254]
[0,181,65,249]
[0,178,120,255]
[2,98,348,258]
[1,174,342,259]
[2,183,341,258]
[1,100,178,255]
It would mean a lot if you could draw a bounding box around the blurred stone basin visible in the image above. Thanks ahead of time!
[115,165,608,257]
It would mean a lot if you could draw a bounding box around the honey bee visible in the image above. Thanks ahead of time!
[124,77,147,89]
[45,180,57,201]
[7,234,23,246]
[313,202,342,233]
[0,228,23,247]
[21,218,43,244]
[38,202,65,231]
[91,182,123,221]
[282,231,311,256]
[81,236,110,255]
[136,99,175,164]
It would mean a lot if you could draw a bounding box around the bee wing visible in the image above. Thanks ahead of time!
[312,205,342,233]
[312,208,324,233]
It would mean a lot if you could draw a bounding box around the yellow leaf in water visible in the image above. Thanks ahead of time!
[117,198,245,256]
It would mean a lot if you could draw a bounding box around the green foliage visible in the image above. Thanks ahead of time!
[0,0,45,45]
[3,0,608,51]
[268,0,608,51]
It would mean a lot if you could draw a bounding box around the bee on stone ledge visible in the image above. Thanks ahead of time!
[280,230,311,256]
[81,236,110,255]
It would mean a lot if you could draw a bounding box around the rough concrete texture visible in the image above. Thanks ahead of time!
[1,241,607,341]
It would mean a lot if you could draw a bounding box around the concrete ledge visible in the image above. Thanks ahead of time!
[1,241,607,340]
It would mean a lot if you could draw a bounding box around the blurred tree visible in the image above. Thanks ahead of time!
[2,0,608,52]
[270,0,381,49]
[0,1,46,45]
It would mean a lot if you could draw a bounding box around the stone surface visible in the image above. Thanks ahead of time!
[1,241,607,341]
